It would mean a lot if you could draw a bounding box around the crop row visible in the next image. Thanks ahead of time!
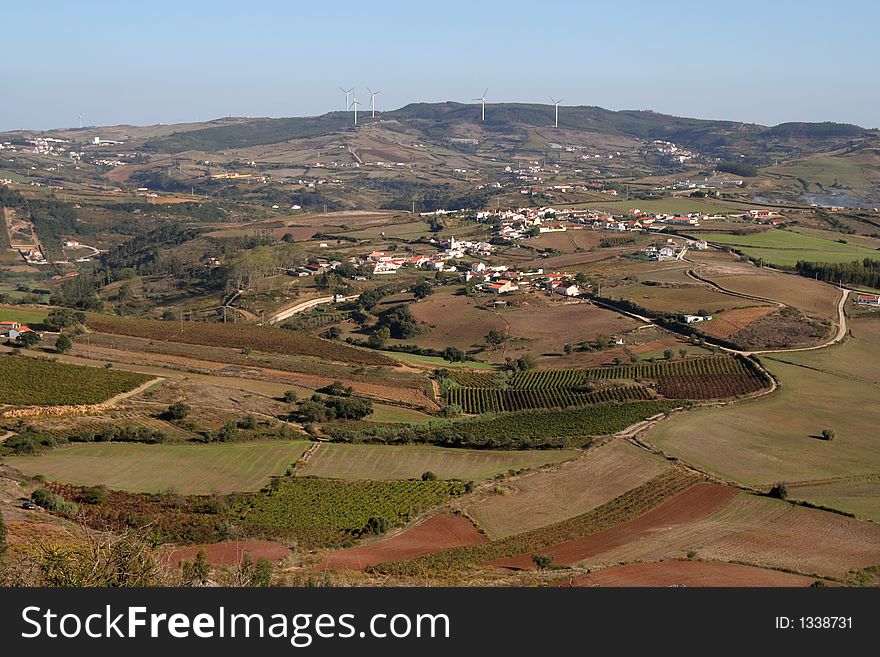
[371,470,703,574]
[656,372,767,399]
[0,355,152,407]
[584,355,746,380]
[445,385,654,414]
[239,478,465,547]
[86,314,394,366]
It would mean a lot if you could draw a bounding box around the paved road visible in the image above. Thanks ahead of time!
[268,294,359,325]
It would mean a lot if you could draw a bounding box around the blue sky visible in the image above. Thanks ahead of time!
[2,0,877,131]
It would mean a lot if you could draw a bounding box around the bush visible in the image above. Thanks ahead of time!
[165,402,190,421]
[283,390,298,403]
[363,515,389,536]
[421,471,438,481]
[80,485,109,504]
[55,334,73,354]
[821,428,836,441]
[238,414,258,430]
[769,482,789,500]
[532,554,553,570]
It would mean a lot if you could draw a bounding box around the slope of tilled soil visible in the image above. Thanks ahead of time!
[564,560,821,587]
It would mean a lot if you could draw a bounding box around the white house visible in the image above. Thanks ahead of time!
[555,284,581,297]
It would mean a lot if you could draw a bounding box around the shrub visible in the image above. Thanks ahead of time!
[238,415,258,430]
[532,554,553,570]
[821,428,836,441]
[421,471,438,481]
[55,334,73,354]
[769,482,789,500]
[165,402,190,421]
[363,516,390,536]
[80,485,109,504]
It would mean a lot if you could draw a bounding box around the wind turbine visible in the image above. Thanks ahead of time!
[339,87,353,112]
[367,87,381,118]
[78,114,83,129]
[473,88,488,121]
[350,96,361,126]
[550,97,563,128]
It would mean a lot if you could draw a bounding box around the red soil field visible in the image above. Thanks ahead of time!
[700,306,777,339]
[488,483,738,570]
[564,560,820,587]
[319,514,486,571]
[165,540,292,567]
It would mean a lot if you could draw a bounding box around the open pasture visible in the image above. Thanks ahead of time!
[5,440,312,494]
[297,443,579,481]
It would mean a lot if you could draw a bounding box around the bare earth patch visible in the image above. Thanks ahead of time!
[319,514,486,571]
[165,540,292,567]
[566,560,819,587]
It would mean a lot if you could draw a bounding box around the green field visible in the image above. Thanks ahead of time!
[693,229,879,266]
[368,403,436,424]
[0,355,152,406]
[5,440,312,494]
[297,443,579,480]
[0,304,50,325]
[789,479,880,523]
[647,329,880,495]
[241,478,464,546]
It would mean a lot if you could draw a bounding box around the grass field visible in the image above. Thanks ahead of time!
[603,282,760,315]
[693,229,878,266]
[466,440,672,538]
[0,305,50,325]
[700,268,840,318]
[572,198,748,215]
[0,355,152,406]
[647,348,880,490]
[5,440,312,494]
[296,443,579,480]
[789,479,880,523]
[379,351,494,369]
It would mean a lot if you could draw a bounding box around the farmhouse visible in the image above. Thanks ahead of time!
[0,322,36,340]
[555,283,581,297]
[683,314,712,323]
[855,294,880,307]
[482,279,519,295]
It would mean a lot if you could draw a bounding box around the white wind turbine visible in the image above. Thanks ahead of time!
[350,95,361,126]
[78,114,83,129]
[473,88,488,121]
[367,87,381,118]
[339,86,353,111]
[550,96,563,128]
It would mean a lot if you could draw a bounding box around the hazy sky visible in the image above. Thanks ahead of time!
[3,0,878,131]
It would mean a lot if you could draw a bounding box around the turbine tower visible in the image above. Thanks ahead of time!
[473,88,488,121]
[550,97,563,128]
[350,96,361,126]
[367,87,381,118]
[339,87,353,112]
[78,114,83,129]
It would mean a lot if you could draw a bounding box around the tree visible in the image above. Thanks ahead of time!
[574,271,590,286]
[678,348,688,359]
[821,428,836,441]
[485,329,506,350]
[16,331,41,349]
[45,308,86,332]
[563,343,573,355]
[663,349,674,360]
[367,327,390,349]
[411,280,434,300]
[321,326,341,340]
[364,516,389,535]
[283,390,298,404]
[442,346,466,363]
[421,471,437,481]
[54,333,73,354]
[769,482,788,500]
[165,402,190,421]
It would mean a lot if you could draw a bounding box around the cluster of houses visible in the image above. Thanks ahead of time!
[294,259,342,277]
[356,236,494,275]
[465,264,583,297]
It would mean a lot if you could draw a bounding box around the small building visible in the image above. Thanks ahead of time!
[0,322,35,340]
[483,279,518,295]
[555,283,581,297]
[855,294,880,307]
[683,314,712,323]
